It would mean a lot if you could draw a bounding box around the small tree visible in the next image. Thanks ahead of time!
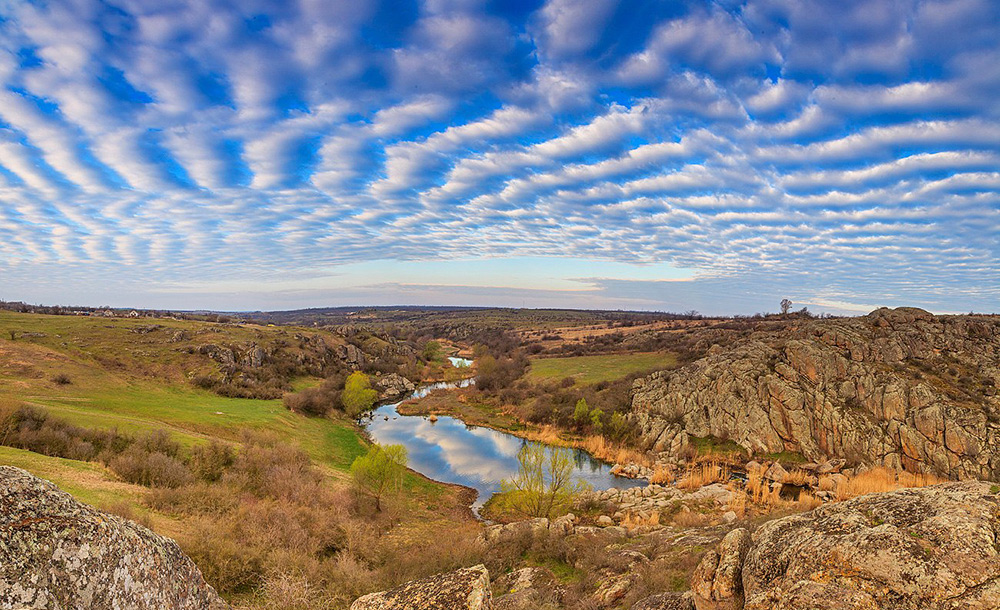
[589,408,604,432]
[7,330,15,341]
[350,443,407,512]
[499,444,590,518]
[341,371,377,417]
[422,340,442,362]
[780,299,792,315]
[608,412,630,441]
[573,398,590,427]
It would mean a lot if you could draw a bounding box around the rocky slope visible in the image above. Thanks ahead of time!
[0,466,226,610]
[632,308,1000,480]
[692,481,1000,609]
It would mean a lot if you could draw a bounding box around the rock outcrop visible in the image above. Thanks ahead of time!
[0,466,226,610]
[633,308,1000,480]
[692,481,1000,609]
[351,564,492,610]
[692,528,751,610]
[375,372,417,401]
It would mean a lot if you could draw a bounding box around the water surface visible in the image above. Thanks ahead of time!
[364,378,640,509]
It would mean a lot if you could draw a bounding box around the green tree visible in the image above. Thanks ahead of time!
[422,340,442,362]
[589,408,604,432]
[499,445,590,518]
[341,371,377,417]
[573,398,590,427]
[608,412,630,441]
[350,443,408,512]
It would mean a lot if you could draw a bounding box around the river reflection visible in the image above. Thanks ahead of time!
[363,378,640,509]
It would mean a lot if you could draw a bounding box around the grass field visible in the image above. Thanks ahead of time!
[528,352,677,384]
[0,311,369,473]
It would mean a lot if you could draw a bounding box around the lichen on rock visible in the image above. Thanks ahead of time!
[0,466,227,610]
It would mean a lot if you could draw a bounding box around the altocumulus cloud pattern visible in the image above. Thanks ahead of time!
[0,0,998,313]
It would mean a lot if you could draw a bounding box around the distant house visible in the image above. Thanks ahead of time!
[128,310,140,318]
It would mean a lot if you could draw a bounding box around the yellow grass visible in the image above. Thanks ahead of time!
[622,510,661,529]
[678,460,729,490]
[781,468,811,486]
[580,435,655,469]
[509,427,655,470]
[745,463,770,505]
[649,465,675,485]
[835,467,946,501]
[727,486,747,517]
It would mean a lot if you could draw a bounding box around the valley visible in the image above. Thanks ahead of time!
[2,305,999,609]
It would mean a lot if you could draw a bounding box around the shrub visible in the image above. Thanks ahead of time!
[51,373,72,385]
[189,440,236,482]
[109,445,193,488]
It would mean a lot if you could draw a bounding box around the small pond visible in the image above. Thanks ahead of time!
[363,377,641,510]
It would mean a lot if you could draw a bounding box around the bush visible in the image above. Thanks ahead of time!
[189,440,236,482]
[109,445,193,488]
[51,373,72,385]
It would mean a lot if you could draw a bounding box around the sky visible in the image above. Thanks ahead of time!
[0,0,998,315]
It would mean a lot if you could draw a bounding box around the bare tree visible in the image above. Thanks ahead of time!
[780,299,792,315]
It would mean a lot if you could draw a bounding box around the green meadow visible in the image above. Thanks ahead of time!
[528,352,677,385]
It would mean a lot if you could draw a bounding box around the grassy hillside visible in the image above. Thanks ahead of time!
[0,311,366,469]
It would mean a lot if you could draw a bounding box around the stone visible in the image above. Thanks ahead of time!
[493,566,561,610]
[762,463,787,483]
[375,372,417,401]
[691,481,1000,610]
[721,511,737,524]
[351,564,492,610]
[692,528,751,610]
[597,515,615,526]
[632,592,696,610]
[0,466,227,610]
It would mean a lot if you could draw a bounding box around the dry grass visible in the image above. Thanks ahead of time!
[795,491,823,511]
[745,463,770,505]
[727,486,747,517]
[677,460,729,490]
[649,465,675,485]
[581,435,655,469]
[672,510,711,527]
[621,511,661,529]
[781,468,811,486]
[835,467,946,501]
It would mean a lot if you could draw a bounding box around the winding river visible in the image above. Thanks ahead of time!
[363,367,640,510]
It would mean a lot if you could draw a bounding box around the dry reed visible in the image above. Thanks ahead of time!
[677,460,729,490]
[835,467,945,501]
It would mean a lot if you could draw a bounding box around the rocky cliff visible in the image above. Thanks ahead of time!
[632,308,1000,480]
[692,481,1000,609]
[0,466,226,610]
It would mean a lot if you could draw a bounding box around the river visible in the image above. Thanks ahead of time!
[363,374,641,510]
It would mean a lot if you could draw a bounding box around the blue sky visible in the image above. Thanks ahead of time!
[0,0,997,315]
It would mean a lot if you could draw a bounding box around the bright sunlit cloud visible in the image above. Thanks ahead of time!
[0,0,997,314]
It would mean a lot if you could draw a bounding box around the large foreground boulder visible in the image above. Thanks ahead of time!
[693,481,1000,609]
[351,564,492,610]
[0,466,226,609]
